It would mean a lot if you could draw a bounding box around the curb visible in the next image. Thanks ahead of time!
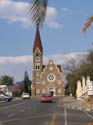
[66,105,93,112]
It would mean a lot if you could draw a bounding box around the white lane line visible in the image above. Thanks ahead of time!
[1,114,51,123]
[0,102,26,111]
[19,109,25,113]
[83,110,93,119]
[64,106,68,125]
[8,114,15,118]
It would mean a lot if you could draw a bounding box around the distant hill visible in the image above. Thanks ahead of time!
[15,81,24,87]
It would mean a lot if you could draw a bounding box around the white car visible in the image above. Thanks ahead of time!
[0,93,13,102]
[21,93,30,99]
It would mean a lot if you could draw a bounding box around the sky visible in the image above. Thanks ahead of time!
[0,0,93,82]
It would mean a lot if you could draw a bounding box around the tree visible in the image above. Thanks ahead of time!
[0,75,14,86]
[66,50,93,96]
[87,49,93,64]
[30,0,48,28]
[82,16,93,33]
[65,57,80,96]
[24,71,31,94]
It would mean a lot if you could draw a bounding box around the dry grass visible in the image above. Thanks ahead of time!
[84,97,93,105]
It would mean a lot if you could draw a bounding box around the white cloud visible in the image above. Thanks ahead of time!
[0,55,33,64]
[0,52,87,82]
[0,0,62,29]
[47,52,87,64]
[62,8,70,12]
[60,7,72,17]
[0,52,86,64]
[45,7,62,29]
[46,22,63,29]
[0,0,32,27]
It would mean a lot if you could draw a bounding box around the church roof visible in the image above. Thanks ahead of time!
[57,65,62,72]
[42,65,45,71]
[42,64,62,72]
[33,28,43,53]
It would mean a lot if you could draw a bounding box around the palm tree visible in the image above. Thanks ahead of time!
[82,16,93,33]
[29,0,48,28]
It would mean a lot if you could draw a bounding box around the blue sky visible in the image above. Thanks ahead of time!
[0,0,92,81]
[0,0,93,56]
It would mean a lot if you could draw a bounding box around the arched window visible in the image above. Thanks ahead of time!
[35,63,40,70]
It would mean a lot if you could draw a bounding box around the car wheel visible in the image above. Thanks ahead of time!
[5,99,9,102]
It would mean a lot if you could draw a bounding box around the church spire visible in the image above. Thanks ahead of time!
[33,28,43,53]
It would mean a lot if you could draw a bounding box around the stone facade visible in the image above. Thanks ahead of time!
[31,29,64,97]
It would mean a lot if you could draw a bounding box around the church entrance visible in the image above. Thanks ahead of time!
[48,87,56,96]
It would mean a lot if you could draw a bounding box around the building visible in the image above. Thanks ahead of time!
[31,28,64,97]
[76,76,93,100]
[0,85,12,96]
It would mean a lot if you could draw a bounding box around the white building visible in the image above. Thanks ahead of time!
[0,85,12,96]
[76,76,91,100]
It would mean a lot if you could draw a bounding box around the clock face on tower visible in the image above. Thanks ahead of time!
[35,56,40,61]
[47,73,56,82]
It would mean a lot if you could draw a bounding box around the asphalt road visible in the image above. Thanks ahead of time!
[0,97,93,125]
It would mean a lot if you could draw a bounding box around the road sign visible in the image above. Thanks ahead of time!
[87,81,93,95]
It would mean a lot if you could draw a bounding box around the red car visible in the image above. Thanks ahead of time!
[41,93,52,103]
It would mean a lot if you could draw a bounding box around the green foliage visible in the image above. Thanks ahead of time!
[24,71,31,94]
[0,75,14,86]
[87,49,93,64]
[66,50,93,96]
[30,0,48,28]
[70,88,76,96]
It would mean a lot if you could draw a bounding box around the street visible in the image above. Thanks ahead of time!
[0,97,93,125]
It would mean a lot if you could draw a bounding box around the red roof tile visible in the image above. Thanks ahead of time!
[57,65,62,72]
[33,28,43,53]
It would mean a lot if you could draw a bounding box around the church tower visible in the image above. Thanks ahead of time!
[31,28,43,96]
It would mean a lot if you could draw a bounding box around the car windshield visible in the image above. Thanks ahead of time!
[42,93,51,97]
[22,93,29,95]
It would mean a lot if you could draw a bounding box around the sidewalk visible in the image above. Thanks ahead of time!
[62,96,93,112]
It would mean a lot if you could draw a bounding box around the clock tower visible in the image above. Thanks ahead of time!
[32,28,43,96]
[31,28,64,97]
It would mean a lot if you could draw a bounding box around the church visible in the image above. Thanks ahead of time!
[31,28,64,96]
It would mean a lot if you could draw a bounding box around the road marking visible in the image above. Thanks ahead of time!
[8,114,15,118]
[64,106,68,125]
[1,114,51,123]
[50,114,56,125]
[19,109,24,113]
[0,102,26,111]
[58,98,63,107]
[83,111,93,119]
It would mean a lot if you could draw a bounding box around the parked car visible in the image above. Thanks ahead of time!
[21,92,30,99]
[40,93,52,103]
[0,93,13,102]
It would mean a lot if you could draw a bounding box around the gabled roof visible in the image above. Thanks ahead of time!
[43,65,46,71]
[33,28,43,53]
[57,65,62,72]
[42,64,62,72]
